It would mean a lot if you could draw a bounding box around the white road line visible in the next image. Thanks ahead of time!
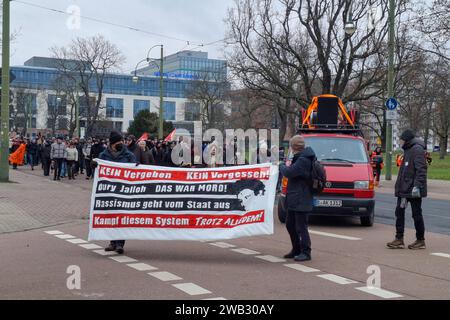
[44,230,63,235]
[148,271,182,282]
[231,248,261,255]
[66,238,88,244]
[203,297,227,300]
[431,253,450,259]
[317,274,358,285]
[55,234,76,239]
[209,242,236,248]
[284,263,320,273]
[79,243,103,250]
[92,249,118,256]
[255,255,286,263]
[356,286,403,299]
[109,255,138,263]
[172,283,212,296]
[127,263,158,271]
[309,230,361,241]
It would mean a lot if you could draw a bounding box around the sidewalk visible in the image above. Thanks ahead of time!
[377,175,450,201]
[0,166,92,234]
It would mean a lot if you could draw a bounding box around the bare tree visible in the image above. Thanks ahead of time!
[51,35,125,137]
[185,69,230,131]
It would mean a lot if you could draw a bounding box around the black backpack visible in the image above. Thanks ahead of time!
[310,158,327,194]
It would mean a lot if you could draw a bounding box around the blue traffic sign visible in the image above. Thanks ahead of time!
[386,97,398,110]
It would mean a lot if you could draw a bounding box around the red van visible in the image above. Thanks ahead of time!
[278,132,375,226]
[277,94,375,226]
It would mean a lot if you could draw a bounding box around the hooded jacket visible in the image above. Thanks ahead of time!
[279,147,316,212]
[99,145,136,164]
[395,138,427,198]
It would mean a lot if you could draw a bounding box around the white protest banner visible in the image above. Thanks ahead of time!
[88,159,278,241]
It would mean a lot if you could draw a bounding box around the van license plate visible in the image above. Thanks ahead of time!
[315,200,343,207]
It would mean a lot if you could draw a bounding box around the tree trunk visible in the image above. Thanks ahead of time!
[439,134,448,159]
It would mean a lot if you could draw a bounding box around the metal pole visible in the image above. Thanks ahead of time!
[0,0,11,182]
[76,100,80,138]
[385,0,395,181]
[158,45,164,139]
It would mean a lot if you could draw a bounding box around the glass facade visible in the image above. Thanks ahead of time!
[163,101,176,120]
[47,94,67,116]
[11,66,191,98]
[106,98,124,118]
[133,99,150,116]
[185,102,200,121]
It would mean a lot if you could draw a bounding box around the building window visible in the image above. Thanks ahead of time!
[114,121,123,132]
[185,102,200,121]
[133,99,150,116]
[106,98,124,118]
[163,101,176,120]
[48,94,67,116]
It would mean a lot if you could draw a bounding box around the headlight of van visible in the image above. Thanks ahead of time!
[354,181,369,189]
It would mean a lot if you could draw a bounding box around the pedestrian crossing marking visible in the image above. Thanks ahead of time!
[356,286,403,299]
[284,264,320,273]
[317,274,358,285]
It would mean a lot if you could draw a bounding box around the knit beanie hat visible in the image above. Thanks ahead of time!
[290,135,305,152]
[400,129,415,142]
[109,130,123,145]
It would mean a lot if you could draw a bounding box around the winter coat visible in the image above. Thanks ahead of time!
[137,147,155,165]
[152,147,165,165]
[42,143,52,159]
[27,143,38,156]
[50,142,67,159]
[90,143,105,160]
[279,147,316,212]
[83,143,92,160]
[395,138,427,198]
[66,148,79,161]
[99,146,136,164]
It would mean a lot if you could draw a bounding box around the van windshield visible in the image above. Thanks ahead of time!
[304,137,369,164]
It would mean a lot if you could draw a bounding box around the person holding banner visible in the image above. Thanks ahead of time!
[279,135,316,262]
[99,130,137,254]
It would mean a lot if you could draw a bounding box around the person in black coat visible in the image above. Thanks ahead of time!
[26,139,38,170]
[90,138,106,177]
[42,140,52,176]
[387,129,428,250]
[99,131,136,254]
[279,135,316,262]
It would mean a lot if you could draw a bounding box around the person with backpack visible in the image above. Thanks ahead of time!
[371,146,384,187]
[279,135,318,262]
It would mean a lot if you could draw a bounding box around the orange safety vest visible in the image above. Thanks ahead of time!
[9,143,26,165]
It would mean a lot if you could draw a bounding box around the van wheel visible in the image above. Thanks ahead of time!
[360,207,374,227]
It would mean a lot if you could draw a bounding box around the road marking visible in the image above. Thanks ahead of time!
[231,248,261,255]
[66,238,88,244]
[317,274,358,285]
[172,283,212,296]
[127,263,158,271]
[255,255,286,263]
[209,242,236,248]
[203,297,227,300]
[44,230,63,235]
[92,249,118,256]
[284,263,320,273]
[356,286,403,299]
[309,230,361,241]
[431,252,450,259]
[79,243,103,250]
[148,271,182,282]
[109,255,138,263]
[55,234,76,239]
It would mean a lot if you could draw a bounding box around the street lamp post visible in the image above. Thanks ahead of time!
[385,0,395,181]
[132,45,164,139]
[0,0,11,182]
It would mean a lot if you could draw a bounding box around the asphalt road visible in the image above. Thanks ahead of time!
[374,193,450,236]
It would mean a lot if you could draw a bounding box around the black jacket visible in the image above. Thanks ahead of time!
[27,142,38,155]
[90,143,105,160]
[99,146,136,164]
[42,143,52,159]
[395,138,427,198]
[279,147,316,212]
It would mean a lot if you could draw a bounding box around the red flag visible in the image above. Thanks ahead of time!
[164,129,176,142]
[137,132,148,142]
